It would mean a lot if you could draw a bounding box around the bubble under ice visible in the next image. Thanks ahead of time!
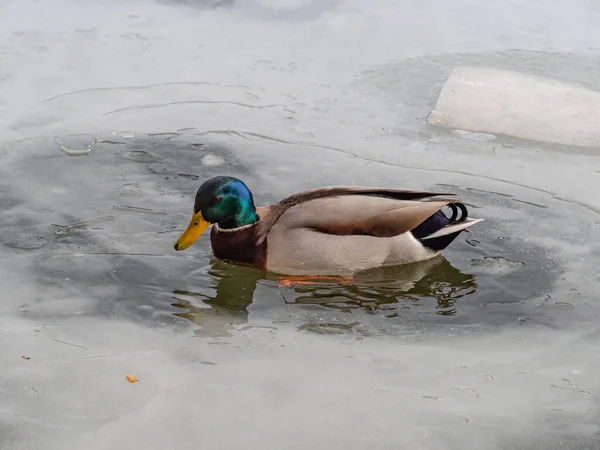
[1,1,600,450]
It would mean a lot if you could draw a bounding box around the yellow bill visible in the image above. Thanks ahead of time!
[174,210,210,251]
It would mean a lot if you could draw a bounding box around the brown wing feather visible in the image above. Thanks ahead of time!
[276,186,453,209]
[256,186,456,243]
[311,201,457,237]
[259,186,454,241]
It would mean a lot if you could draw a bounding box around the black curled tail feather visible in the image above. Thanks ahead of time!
[411,202,470,252]
[446,202,468,223]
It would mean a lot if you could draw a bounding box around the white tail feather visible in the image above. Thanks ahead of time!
[421,218,484,240]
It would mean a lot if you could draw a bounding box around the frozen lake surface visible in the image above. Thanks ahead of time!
[1,0,600,449]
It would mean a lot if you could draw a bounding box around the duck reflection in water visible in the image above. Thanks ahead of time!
[171,262,263,338]
[171,255,477,337]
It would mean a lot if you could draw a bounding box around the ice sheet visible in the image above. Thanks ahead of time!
[428,66,600,147]
[1,1,600,449]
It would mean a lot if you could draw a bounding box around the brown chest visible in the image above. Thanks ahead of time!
[210,224,267,270]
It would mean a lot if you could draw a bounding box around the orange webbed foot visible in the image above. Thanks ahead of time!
[276,275,354,287]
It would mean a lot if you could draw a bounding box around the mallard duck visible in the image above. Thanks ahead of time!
[174,176,482,276]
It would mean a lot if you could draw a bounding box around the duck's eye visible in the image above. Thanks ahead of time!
[210,196,222,205]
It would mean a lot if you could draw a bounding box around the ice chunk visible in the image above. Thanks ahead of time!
[201,153,225,166]
[428,67,600,147]
[471,256,525,274]
[1,230,48,250]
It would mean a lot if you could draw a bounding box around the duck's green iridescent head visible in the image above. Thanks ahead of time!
[174,176,258,251]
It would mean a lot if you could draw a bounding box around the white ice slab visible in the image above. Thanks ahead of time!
[428,66,600,147]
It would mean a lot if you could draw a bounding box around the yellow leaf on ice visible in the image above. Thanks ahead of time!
[125,374,139,383]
